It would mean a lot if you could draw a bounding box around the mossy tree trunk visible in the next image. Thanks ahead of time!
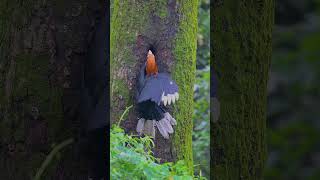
[110,0,198,173]
[211,0,274,179]
[0,0,106,179]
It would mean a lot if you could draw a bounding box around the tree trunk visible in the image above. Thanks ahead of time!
[0,0,107,179]
[110,0,198,173]
[211,0,274,179]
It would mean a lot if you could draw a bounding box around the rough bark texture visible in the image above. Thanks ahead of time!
[211,0,274,179]
[110,0,198,173]
[0,0,106,179]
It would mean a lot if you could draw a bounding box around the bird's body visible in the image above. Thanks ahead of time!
[136,50,179,139]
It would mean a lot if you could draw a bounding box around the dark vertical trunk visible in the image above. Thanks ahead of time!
[0,0,107,179]
[110,0,198,173]
[211,0,275,179]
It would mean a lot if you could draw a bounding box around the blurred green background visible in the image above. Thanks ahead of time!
[265,0,320,179]
[193,0,210,178]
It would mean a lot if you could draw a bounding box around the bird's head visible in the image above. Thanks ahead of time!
[147,50,156,66]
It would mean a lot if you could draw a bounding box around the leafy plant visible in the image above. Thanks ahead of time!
[111,106,207,180]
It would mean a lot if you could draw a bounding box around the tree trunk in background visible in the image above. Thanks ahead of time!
[211,0,274,179]
[110,0,198,173]
[0,0,106,179]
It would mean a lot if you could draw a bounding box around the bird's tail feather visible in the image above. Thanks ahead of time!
[142,120,155,138]
[137,112,177,139]
[136,118,145,134]
[164,112,177,126]
[155,112,176,139]
[155,120,169,139]
[160,118,174,134]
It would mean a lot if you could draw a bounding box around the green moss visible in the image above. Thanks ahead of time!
[0,52,64,178]
[12,54,64,140]
[155,1,168,19]
[158,8,168,19]
[0,0,35,104]
[172,0,199,174]
[2,53,63,142]
[0,1,12,95]
[211,0,275,179]
[110,78,131,120]
[0,72,5,103]
[0,0,34,28]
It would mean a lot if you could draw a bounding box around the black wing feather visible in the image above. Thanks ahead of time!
[138,73,178,104]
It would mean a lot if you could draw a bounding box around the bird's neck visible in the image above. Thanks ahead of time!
[146,61,158,76]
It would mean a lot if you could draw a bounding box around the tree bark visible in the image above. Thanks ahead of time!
[110,0,198,173]
[0,0,107,179]
[211,0,274,179]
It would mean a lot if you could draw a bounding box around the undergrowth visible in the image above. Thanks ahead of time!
[110,106,206,180]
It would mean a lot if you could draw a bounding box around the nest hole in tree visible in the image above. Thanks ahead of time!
[135,35,174,74]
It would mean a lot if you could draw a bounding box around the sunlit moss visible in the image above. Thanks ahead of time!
[172,0,199,174]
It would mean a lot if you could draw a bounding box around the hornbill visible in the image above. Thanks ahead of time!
[136,50,179,139]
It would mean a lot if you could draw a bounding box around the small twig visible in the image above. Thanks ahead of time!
[33,138,74,180]
[117,105,133,126]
